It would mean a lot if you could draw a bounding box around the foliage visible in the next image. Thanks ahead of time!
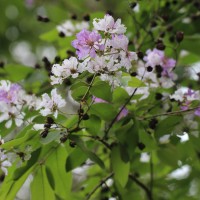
[1,0,200,200]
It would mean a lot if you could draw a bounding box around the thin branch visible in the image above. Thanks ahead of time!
[140,106,200,120]
[129,174,153,200]
[86,172,114,200]
[104,87,138,139]
[149,153,154,199]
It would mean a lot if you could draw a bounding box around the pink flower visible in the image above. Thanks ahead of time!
[72,29,104,59]
[194,107,200,116]
[0,81,21,104]
[116,108,128,121]
[144,49,164,67]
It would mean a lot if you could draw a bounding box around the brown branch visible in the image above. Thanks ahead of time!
[140,106,200,120]
[104,87,138,139]
[129,174,153,200]
[85,172,114,200]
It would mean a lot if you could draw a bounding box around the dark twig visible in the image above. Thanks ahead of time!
[140,106,200,120]
[86,172,114,200]
[129,174,153,200]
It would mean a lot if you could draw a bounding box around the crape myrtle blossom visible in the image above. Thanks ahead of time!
[72,29,104,59]
[0,103,24,128]
[93,14,126,34]
[39,88,66,118]
[170,88,200,116]
[0,80,39,128]
[51,57,82,85]
[0,80,21,104]
[0,150,12,176]
[57,20,89,37]
[0,136,11,176]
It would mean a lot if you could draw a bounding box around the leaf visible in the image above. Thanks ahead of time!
[4,64,34,82]
[121,75,145,87]
[39,29,58,42]
[40,131,60,144]
[112,87,129,105]
[69,135,105,169]
[90,103,117,121]
[155,116,183,138]
[71,86,88,101]
[111,146,130,187]
[0,164,33,200]
[31,165,55,200]
[46,146,72,199]
[83,115,101,135]
[66,148,87,172]
[90,81,112,102]
[157,144,180,167]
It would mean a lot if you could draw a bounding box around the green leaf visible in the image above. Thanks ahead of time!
[39,29,58,42]
[121,75,145,87]
[157,144,180,167]
[112,87,129,105]
[46,146,72,199]
[4,64,34,82]
[83,115,101,135]
[71,86,88,101]
[31,165,55,200]
[66,148,87,172]
[111,146,130,187]
[69,135,105,169]
[155,116,183,138]
[40,131,60,144]
[90,81,112,102]
[90,103,117,121]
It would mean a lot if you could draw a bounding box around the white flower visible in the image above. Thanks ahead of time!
[93,14,126,34]
[51,57,80,85]
[0,103,24,128]
[57,20,76,36]
[0,150,12,175]
[39,89,66,118]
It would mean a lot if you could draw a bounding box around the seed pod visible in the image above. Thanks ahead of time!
[156,42,166,50]
[176,31,184,43]
[69,141,76,148]
[137,51,144,59]
[130,72,137,76]
[40,129,49,138]
[149,118,158,129]
[147,66,153,72]
[59,31,65,38]
[137,142,146,150]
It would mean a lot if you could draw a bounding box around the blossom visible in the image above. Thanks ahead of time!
[93,14,126,34]
[0,103,24,128]
[39,89,66,118]
[57,20,89,37]
[0,80,21,104]
[72,29,104,59]
[51,57,80,85]
[0,150,12,175]
[143,49,164,68]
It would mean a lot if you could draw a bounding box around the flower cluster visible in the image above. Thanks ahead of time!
[57,20,89,37]
[170,88,200,116]
[0,137,11,175]
[0,80,38,128]
[38,88,66,118]
[51,14,138,86]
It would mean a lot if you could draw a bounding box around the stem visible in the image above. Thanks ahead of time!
[140,106,200,120]
[129,174,153,200]
[149,153,154,199]
[86,172,114,200]
[104,87,138,139]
